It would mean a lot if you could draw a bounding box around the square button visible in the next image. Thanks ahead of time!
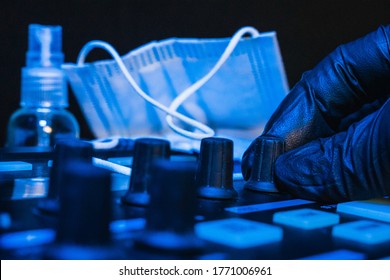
[332,220,390,245]
[195,218,283,249]
[337,199,390,223]
[273,208,340,230]
[299,249,365,260]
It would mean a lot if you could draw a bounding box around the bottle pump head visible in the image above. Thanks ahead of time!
[21,24,68,108]
[26,24,64,67]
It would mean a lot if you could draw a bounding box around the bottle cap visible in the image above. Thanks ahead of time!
[21,24,67,108]
[26,24,64,67]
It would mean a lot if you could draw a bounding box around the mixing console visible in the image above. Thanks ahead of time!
[0,137,389,260]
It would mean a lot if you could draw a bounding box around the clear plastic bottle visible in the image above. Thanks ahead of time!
[6,24,79,147]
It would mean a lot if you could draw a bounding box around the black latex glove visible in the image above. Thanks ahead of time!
[242,25,390,203]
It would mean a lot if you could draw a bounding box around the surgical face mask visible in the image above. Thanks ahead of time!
[63,26,289,141]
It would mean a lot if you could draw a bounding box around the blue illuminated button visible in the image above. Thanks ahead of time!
[332,220,390,245]
[0,229,55,249]
[299,249,365,260]
[195,218,283,249]
[273,208,339,230]
[0,161,32,172]
[336,199,390,223]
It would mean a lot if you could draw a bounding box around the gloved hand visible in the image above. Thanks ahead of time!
[242,25,390,203]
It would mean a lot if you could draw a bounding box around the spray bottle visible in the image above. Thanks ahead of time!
[6,24,79,147]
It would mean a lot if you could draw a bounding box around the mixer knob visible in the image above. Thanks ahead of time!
[46,160,122,259]
[121,138,170,206]
[244,136,285,192]
[37,139,93,215]
[196,137,237,200]
[135,159,202,252]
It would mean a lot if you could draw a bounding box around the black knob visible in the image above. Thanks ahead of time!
[37,139,93,215]
[121,138,170,206]
[46,160,120,259]
[136,159,202,252]
[56,161,111,245]
[244,136,285,192]
[196,137,237,200]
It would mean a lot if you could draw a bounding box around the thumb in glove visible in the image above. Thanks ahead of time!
[275,98,390,203]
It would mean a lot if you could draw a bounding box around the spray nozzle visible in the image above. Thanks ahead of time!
[26,24,64,67]
[21,24,68,107]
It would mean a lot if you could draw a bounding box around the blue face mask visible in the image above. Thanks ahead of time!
[63,26,289,141]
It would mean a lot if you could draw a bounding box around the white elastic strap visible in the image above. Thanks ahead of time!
[92,157,131,176]
[90,137,120,150]
[77,26,260,140]
[92,156,243,181]
[166,26,260,137]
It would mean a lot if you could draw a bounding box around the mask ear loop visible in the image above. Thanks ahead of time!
[166,26,260,138]
[76,26,260,140]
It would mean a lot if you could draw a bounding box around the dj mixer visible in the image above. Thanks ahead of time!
[1,137,390,260]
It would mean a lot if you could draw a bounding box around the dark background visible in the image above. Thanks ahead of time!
[1,0,389,145]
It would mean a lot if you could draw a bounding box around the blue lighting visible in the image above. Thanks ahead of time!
[273,208,340,230]
[195,218,283,248]
[0,229,55,249]
[109,218,146,234]
[225,199,313,214]
[299,249,365,260]
[332,220,390,245]
[0,161,32,172]
[108,157,133,166]
[12,177,49,199]
[337,198,390,223]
